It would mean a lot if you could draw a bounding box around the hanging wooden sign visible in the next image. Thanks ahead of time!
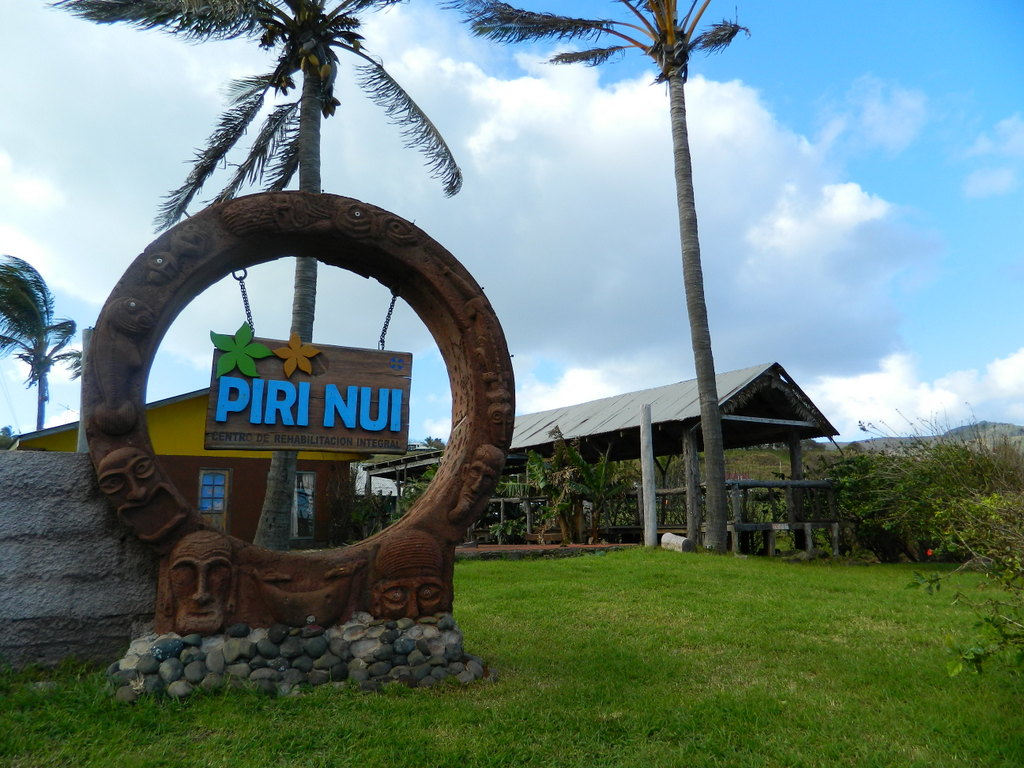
[204,324,412,454]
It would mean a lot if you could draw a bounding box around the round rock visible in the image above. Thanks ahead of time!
[267,624,290,644]
[184,661,207,684]
[114,686,139,704]
[158,658,184,684]
[167,680,194,700]
[302,636,328,659]
[151,638,184,661]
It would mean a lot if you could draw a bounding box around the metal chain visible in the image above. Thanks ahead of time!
[378,290,399,350]
[232,269,255,333]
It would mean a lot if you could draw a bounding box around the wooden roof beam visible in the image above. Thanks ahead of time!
[721,415,820,429]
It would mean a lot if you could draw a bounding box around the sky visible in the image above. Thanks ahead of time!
[2,0,1023,446]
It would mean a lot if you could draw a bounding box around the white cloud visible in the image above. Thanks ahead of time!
[964,167,1018,198]
[968,113,1024,158]
[808,350,1024,439]
[0,151,63,211]
[963,114,1024,199]
[845,76,928,154]
[517,366,624,414]
[747,182,890,261]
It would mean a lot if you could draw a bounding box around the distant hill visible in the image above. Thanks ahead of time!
[834,421,1024,452]
[945,421,1024,439]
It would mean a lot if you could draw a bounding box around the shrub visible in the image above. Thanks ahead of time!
[814,430,1024,562]
[941,491,1024,674]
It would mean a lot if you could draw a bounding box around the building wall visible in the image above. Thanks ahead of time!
[160,454,345,544]
[0,452,157,668]
[19,391,354,546]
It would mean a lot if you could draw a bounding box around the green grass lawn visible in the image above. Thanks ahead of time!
[2,549,1021,768]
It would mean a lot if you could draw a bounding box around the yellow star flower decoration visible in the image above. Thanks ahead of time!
[273,333,321,378]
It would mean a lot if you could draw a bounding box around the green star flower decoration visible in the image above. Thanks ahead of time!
[211,323,273,378]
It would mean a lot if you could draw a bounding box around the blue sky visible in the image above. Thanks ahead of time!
[2,1,1023,443]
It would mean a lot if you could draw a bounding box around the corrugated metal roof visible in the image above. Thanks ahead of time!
[510,363,776,452]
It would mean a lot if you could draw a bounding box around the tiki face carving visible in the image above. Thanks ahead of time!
[450,444,506,526]
[370,530,448,620]
[97,446,157,501]
[96,446,188,544]
[168,531,235,635]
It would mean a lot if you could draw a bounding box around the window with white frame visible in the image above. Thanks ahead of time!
[292,471,315,539]
[198,469,229,531]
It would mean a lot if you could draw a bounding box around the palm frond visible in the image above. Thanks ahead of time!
[155,80,269,230]
[266,124,301,191]
[354,57,463,197]
[551,46,628,67]
[691,20,749,54]
[53,349,83,380]
[46,320,77,351]
[337,0,403,15]
[0,256,52,347]
[51,0,267,41]
[213,99,301,203]
[226,73,276,104]
[23,320,77,387]
[444,1,614,45]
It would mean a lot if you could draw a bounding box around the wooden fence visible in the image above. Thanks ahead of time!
[469,479,840,555]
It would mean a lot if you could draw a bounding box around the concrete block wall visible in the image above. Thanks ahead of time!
[0,452,157,668]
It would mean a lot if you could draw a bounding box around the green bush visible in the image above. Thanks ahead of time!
[815,433,1024,563]
[941,491,1024,674]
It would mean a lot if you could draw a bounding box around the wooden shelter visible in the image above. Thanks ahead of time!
[371,360,835,484]
[510,362,836,461]
[505,362,839,549]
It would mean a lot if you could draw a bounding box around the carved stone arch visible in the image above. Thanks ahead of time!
[84,192,514,631]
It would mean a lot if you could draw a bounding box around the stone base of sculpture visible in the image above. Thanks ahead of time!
[107,612,493,701]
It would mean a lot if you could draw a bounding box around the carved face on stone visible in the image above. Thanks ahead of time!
[96,446,188,543]
[450,444,505,525]
[97,447,158,503]
[168,531,234,635]
[461,445,503,504]
[370,531,447,620]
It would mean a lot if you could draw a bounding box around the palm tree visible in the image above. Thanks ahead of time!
[446,0,746,551]
[55,0,463,550]
[0,255,80,432]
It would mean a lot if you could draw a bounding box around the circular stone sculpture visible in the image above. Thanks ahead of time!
[83,192,514,634]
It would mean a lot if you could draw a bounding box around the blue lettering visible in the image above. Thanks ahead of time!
[264,380,296,425]
[323,384,358,428]
[389,388,402,432]
[296,381,310,427]
[360,386,389,431]
[215,377,249,422]
[249,378,264,425]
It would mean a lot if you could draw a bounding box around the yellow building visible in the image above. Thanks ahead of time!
[18,389,357,545]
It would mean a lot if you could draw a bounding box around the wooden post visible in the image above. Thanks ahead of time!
[524,499,533,535]
[640,404,658,547]
[683,428,701,544]
[788,432,804,522]
[498,499,506,544]
[729,484,743,555]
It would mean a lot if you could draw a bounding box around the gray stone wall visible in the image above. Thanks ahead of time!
[0,451,157,668]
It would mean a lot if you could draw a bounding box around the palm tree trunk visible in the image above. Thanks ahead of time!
[254,70,323,551]
[668,72,729,552]
[35,372,47,431]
